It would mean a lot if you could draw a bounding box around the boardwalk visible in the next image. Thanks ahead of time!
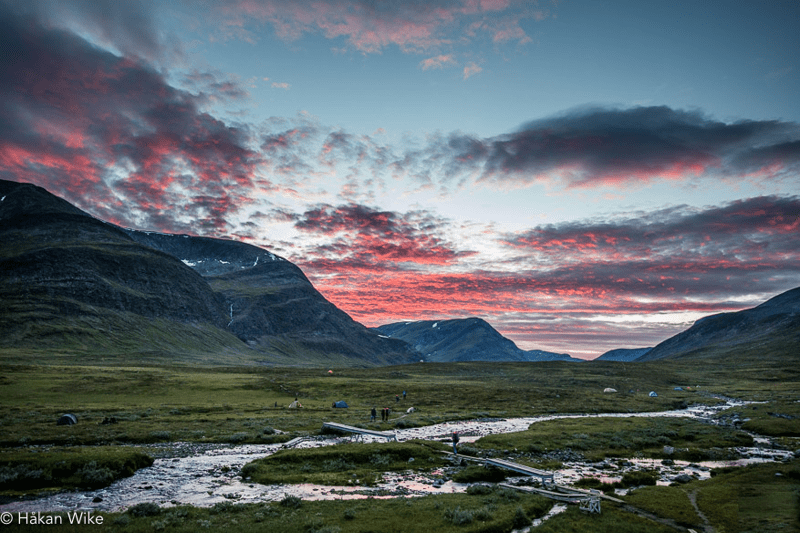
[483,457,555,483]
[499,483,617,514]
[321,421,398,441]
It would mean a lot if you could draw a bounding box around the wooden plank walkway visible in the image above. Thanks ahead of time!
[500,483,609,514]
[499,483,584,503]
[281,436,308,448]
[552,483,624,504]
[483,457,555,483]
[322,421,398,441]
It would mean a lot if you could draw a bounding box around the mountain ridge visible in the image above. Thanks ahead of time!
[0,179,414,366]
[636,287,800,362]
[375,317,578,363]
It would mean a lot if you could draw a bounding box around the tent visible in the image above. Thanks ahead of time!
[332,401,348,408]
[673,387,683,391]
[288,400,303,408]
[57,413,78,425]
[649,391,658,397]
[603,388,617,393]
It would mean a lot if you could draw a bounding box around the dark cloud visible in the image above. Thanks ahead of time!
[0,5,260,234]
[181,70,251,104]
[2,0,175,64]
[501,195,800,297]
[438,106,800,188]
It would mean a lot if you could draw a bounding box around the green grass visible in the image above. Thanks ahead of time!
[0,446,153,494]
[473,416,754,462]
[621,461,800,533]
[730,400,800,437]
[243,440,451,486]
[3,489,553,533]
[623,485,703,528]
[0,359,795,447]
[532,504,685,533]
[1,356,799,531]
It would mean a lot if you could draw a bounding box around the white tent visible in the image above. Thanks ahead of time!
[649,391,658,397]
[603,388,617,393]
[288,400,303,408]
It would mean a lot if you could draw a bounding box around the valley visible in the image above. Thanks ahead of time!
[1,360,798,532]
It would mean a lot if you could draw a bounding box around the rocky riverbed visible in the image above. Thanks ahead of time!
[1,397,794,514]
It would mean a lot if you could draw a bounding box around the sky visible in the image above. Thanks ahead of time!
[1,0,799,359]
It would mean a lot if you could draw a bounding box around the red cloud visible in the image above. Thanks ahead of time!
[294,204,473,267]
[438,107,800,190]
[293,196,800,358]
[214,0,543,53]
[0,8,260,235]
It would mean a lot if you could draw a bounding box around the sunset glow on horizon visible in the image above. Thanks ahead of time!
[2,0,799,359]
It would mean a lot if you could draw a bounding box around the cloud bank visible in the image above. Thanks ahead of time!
[1,2,799,357]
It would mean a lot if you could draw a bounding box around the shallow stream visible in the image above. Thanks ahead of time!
[1,397,791,514]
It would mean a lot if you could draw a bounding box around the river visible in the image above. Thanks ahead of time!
[1,397,791,514]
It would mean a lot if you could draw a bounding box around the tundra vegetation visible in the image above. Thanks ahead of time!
[0,356,798,532]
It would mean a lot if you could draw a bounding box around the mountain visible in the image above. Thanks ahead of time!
[596,347,652,362]
[375,318,577,362]
[123,229,414,365]
[0,179,414,366]
[635,287,800,362]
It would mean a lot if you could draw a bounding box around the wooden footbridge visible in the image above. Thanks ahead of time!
[445,451,621,514]
[499,482,624,514]
[321,421,398,441]
[483,457,555,484]
[317,423,618,514]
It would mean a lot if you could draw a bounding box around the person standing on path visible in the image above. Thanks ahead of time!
[370,406,377,422]
[452,431,459,455]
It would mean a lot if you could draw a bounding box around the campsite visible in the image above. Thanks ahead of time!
[1,357,798,532]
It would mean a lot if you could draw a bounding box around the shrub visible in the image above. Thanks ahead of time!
[512,506,530,529]
[444,506,474,525]
[369,454,391,467]
[466,483,494,495]
[240,462,258,478]
[148,431,171,442]
[453,465,506,483]
[127,502,161,517]
[621,470,658,487]
[280,495,302,509]
[228,432,249,443]
[77,461,114,488]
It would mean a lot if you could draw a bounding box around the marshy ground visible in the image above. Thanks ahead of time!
[1,358,798,532]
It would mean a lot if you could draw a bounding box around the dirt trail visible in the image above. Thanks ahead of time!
[619,504,687,531]
[686,489,715,533]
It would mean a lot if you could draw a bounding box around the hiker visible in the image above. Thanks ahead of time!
[402,390,406,400]
[451,431,459,455]
[395,395,399,403]
[370,406,377,422]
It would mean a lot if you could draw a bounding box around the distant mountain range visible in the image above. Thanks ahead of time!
[1,179,797,366]
[375,318,578,362]
[595,348,653,362]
